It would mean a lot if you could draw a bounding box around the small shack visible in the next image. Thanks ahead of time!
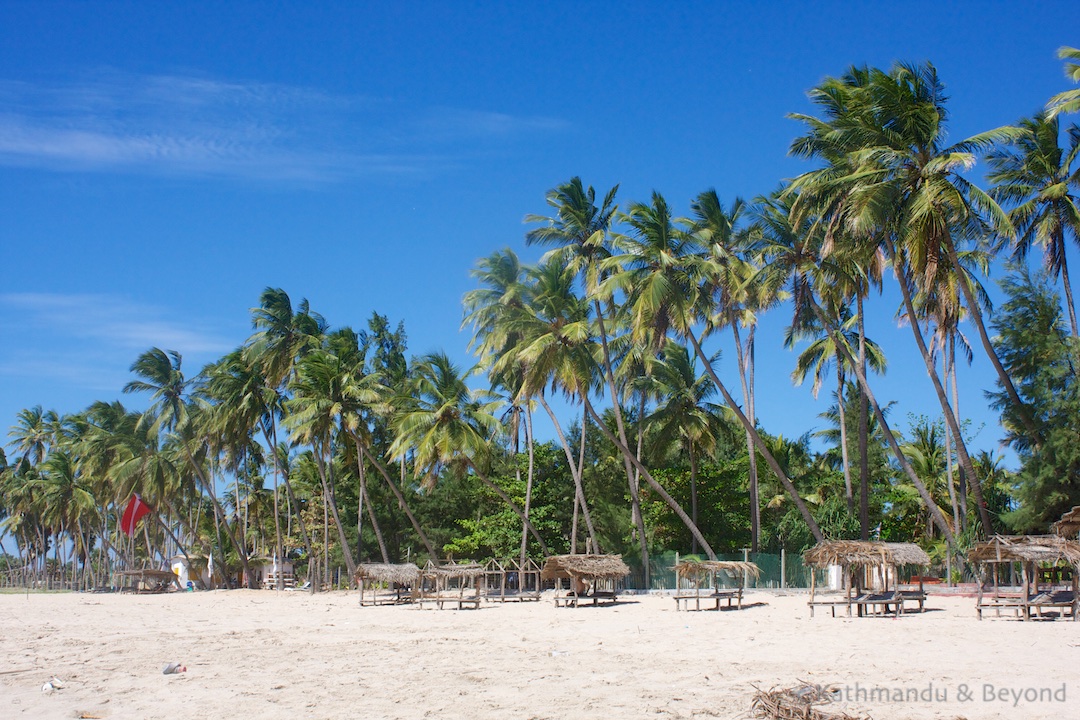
[482,558,542,602]
[116,568,180,593]
[257,557,296,589]
[356,563,420,606]
[673,560,760,611]
[969,535,1080,621]
[417,561,484,609]
[541,554,630,607]
[803,540,930,617]
[1053,507,1080,540]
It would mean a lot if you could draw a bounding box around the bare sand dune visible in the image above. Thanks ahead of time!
[1,591,1076,719]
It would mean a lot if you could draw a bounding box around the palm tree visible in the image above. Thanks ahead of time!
[754,187,956,543]
[647,341,728,553]
[1047,46,1080,119]
[788,62,1026,535]
[389,351,550,554]
[609,190,824,545]
[788,305,886,517]
[9,406,59,467]
[123,347,257,588]
[245,288,325,580]
[689,190,768,549]
[987,114,1080,336]
[525,178,648,556]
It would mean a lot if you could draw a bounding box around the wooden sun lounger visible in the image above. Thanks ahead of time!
[674,588,743,611]
[979,590,1078,620]
[898,589,926,613]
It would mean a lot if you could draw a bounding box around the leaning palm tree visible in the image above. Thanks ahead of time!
[647,340,729,554]
[124,347,257,587]
[607,190,825,545]
[987,113,1080,336]
[788,62,1026,535]
[1047,46,1080,119]
[389,351,550,554]
[787,304,886,515]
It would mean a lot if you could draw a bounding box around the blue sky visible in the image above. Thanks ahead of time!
[1,1,1078,465]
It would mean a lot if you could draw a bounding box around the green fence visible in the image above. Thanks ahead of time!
[620,550,828,591]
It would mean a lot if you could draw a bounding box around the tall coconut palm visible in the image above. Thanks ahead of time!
[124,347,257,587]
[524,178,649,558]
[689,190,767,549]
[987,114,1080,336]
[389,352,550,554]
[463,249,542,562]
[754,188,955,543]
[787,305,886,517]
[608,191,824,545]
[788,62,1026,535]
[647,340,729,553]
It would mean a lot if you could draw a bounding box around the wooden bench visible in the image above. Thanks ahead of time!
[674,588,743,611]
[807,597,852,618]
[554,591,618,608]
[417,594,482,610]
[978,590,1077,620]
[853,592,901,617]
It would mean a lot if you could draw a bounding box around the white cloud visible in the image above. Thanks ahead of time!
[0,72,567,181]
[0,293,237,387]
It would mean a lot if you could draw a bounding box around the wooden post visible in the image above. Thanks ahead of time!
[809,567,816,618]
[781,548,786,590]
[1021,562,1030,621]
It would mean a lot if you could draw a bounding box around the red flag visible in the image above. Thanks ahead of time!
[120,494,153,536]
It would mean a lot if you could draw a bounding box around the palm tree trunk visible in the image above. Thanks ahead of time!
[633,392,650,586]
[685,330,825,543]
[836,362,854,514]
[266,420,286,590]
[363,483,389,563]
[892,238,992,534]
[857,295,870,540]
[355,441,439,559]
[313,443,356,584]
[592,301,648,559]
[730,318,759,550]
[943,348,961,533]
[583,398,718,559]
[520,407,536,566]
[807,291,955,544]
[942,236,1040,444]
[689,445,699,555]
[537,394,597,552]
[951,341,968,525]
[1057,230,1080,337]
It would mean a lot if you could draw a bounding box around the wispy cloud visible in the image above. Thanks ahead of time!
[0,72,567,181]
[0,293,237,389]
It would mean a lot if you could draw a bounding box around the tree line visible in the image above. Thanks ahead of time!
[2,48,1080,590]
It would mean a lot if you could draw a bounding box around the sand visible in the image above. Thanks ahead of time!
[1,590,1076,720]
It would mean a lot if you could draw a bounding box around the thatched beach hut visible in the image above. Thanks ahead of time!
[968,535,1080,621]
[356,563,420,606]
[541,554,630,607]
[1053,506,1080,540]
[803,540,930,617]
[417,561,484,609]
[482,558,542,602]
[673,560,760,611]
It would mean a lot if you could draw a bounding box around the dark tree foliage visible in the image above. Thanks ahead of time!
[991,267,1080,531]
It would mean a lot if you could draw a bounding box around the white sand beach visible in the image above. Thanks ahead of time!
[1,591,1075,720]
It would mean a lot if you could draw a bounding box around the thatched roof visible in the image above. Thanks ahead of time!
[1053,507,1080,538]
[116,569,178,580]
[803,541,930,568]
[968,535,1080,565]
[355,563,420,583]
[675,560,761,579]
[540,554,630,580]
[422,562,486,579]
